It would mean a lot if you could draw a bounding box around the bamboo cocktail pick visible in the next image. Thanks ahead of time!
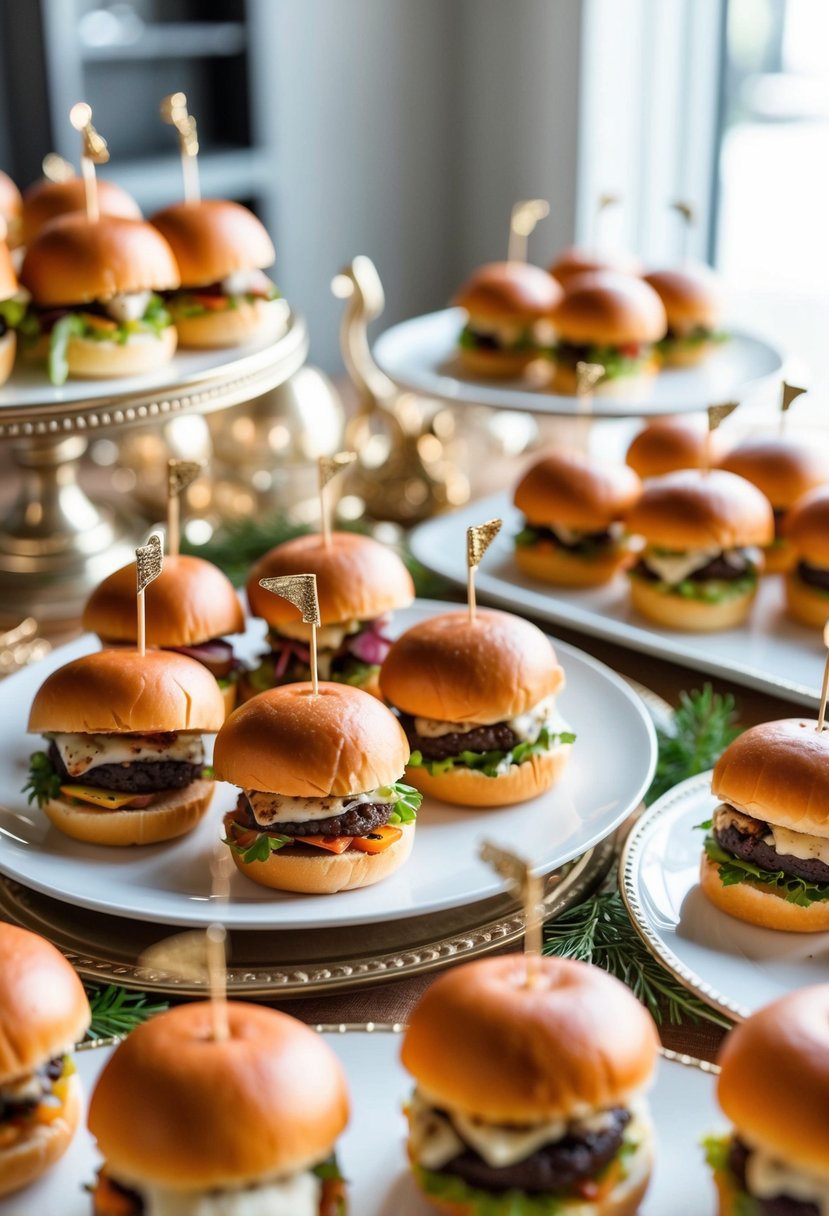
[779,381,807,436]
[161,92,200,204]
[704,402,739,474]
[135,533,162,657]
[259,573,322,695]
[466,518,502,623]
[480,840,543,987]
[69,103,109,223]
[318,452,356,548]
[817,622,829,733]
[508,199,550,264]
[167,458,205,559]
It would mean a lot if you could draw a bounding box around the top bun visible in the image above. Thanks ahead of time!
[453,261,563,321]
[0,170,23,246]
[380,608,564,724]
[28,649,226,734]
[514,448,641,529]
[718,436,829,510]
[784,485,829,566]
[0,236,18,299]
[552,272,667,345]
[83,555,244,646]
[89,1002,349,1189]
[213,680,410,795]
[21,176,141,247]
[402,956,658,1122]
[717,985,829,1179]
[626,469,774,550]
[548,245,643,288]
[712,718,829,839]
[150,199,275,287]
[0,923,90,1084]
[642,264,721,333]
[20,213,179,307]
[247,532,414,630]
[626,415,715,478]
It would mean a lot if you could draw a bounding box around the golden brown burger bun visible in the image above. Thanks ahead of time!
[170,296,288,349]
[28,648,226,734]
[453,261,563,321]
[405,743,571,808]
[711,1167,743,1216]
[716,985,829,1176]
[700,852,829,933]
[0,236,18,298]
[548,245,643,288]
[784,485,829,567]
[0,170,22,247]
[41,780,214,847]
[0,328,15,387]
[785,571,829,629]
[626,415,716,478]
[402,955,658,1121]
[642,264,722,333]
[629,576,756,632]
[83,555,244,647]
[457,344,540,379]
[214,681,409,796]
[225,813,415,893]
[21,214,179,307]
[379,608,564,724]
[549,358,659,396]
[514,448,641,530]
[515,540,635,587]
[21,176,141,247]
[552,272,667,346]
[247,531,414,630]
[0,923,90,1083]
[88,1002,349,1189]
[56,324,177,380]
[719,436,829,511]
[626,469,774,551]
[762,541,796,576]
[149,199,275,285]
[0,1073,82,1198]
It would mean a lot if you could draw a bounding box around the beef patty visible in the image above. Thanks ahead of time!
[729,1138,819,1216]
[796,561,829,594]
[439,1107,631,1195]
[519,524,617,553]
[634,549,756,585]
[48,741,201,794]
[399,713,518,762]
[236,794,393,839]
[714,819,829,887]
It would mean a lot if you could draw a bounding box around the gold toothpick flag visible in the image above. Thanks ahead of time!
[135,533,163,656]
[167,458,205,558]
[259,574,321,694]
[508,198,550,263]
[704,402,739,474]
[467,518,502,622]
[818,622,829,733]
[780,381,807,435]
[592,192,620,248]
[318,451,356,548]
[42,153,74,182]
[480,840,543,987]
[161,92,200,204]
[671,200,695,262]
[575,361,604,399]
[69,102,109,223]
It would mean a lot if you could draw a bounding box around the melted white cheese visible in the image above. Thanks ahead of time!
[247,787,382,827]
[275,618,361,650]
[534,319,557,347]
[103,291,152,324]
[747,1149,829,1215]
[49,733,203,778]
[131,1172,320,1216]
[220,270,259,296]
[642,547,722,586]
[414,695,561,743]
[767,825,829,863]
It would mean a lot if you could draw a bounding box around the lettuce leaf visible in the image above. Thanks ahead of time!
[408,726,576,779]
[704,835,829,906]
[43,295,173,384]
[48,314,86,385]
[412,1164,567,1215]
[629,567,757,604]
[0,297,26,329]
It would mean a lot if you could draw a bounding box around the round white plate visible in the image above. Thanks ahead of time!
[0,600,656,930]
[373,307,785,418]
[621,773,829,1020]
[8,1033,721,1216]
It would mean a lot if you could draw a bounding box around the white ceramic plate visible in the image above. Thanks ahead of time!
[2,1032,722,1216]
[621,773,829,1021]
[409,495,825,708]
[373,307,785,419]
[0,600,655,930]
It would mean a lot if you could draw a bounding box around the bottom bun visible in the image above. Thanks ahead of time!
[224,819,415,893]
[405,744,572,809]
[172,297,289,349]
[41,780,215,847]
[551,360,657,397]
[700,852,829,932]
[0,1073,81,1197]
[785,573,829,630]
[65,326,177,378]
[762,541,795,576]
[515,541,633,587]
[457,345,538,379]
[0,328,15,387]
[657,340,713,369]
[629,577,755,632]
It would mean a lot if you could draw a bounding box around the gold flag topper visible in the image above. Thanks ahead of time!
[575,361,605,397]
[69,103,109,164]
[42,153,74,182]
[672,200,696,226]
[136,533,163,594]
[511,199,550,238]
[140,930,216,983]
[708,402,739,432]
[168,458,205,498]
[480,839,532,891]
[319,451,357,489]
[467,518,502,569]
[598,192,620,212]
[259,574,321,627]
[782,382,807,413]
[161,92,199,157]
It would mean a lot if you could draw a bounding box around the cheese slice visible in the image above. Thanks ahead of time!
[131,1172,321,1216]
[275,618,361,650]
[767,824,829,864]
[247,787,381,827]
[414,695,564,744]
[49,733,203,778]
[642,547,721,586]
[103,291,152,324]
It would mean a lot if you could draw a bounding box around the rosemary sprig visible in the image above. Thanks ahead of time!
[645,684,741,805]
[86,984,168,1040]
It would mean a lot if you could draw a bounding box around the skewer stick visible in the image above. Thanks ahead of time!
[135,534,162,657]
[480,841,543,987]
[508,199,549,263]
[318,452,356,549]
[466,519,502,623]
[592,193,620,251]
[161,92,201,204]
[259,574,321,696]
[779,381,807,437]
[575,361,604,453]
[167,459,204,559]
[818,623,829,733]
[704,402,739,474]
[671,201,695,263]
[69,103,109,223]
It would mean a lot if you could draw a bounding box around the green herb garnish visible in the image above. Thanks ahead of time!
[377,781,422,823]
[86,984,168,1040]
[23,750,62,807]
[223,821,293,864]
[408,726,576,780]
[703,835,829,906]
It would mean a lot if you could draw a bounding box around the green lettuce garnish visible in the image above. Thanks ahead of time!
[173,282,281,318]
[223,821,293,863]
[408,726,576,779]
[703,835,829,907]
[630,567,758,604]
[40,294,173,385]
[377,781,422,822]
[22,750,62,807]
[0,297,26,329]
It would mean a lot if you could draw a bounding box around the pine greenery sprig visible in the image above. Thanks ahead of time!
[85,984,168,1041]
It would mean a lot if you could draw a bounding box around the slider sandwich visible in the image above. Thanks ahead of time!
[643,263,726,366]
[626,415,719,480]
[0,170,22,249]
[452,261,563,378]
[0,235,20,386]
[783,485,829,627]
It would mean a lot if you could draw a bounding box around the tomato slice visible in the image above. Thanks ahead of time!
[295,835,354,854]
[351,825,403,854]
[91,1171,143,1216]
[192,293,230,311]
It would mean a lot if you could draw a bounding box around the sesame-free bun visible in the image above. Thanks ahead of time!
[405,742,572,808]
[785,485,829,567]
[53,324,177,380]
[89,1002,349,1190]
[629,576,757,632]
[83,555,244,647]
[548,246,643,288]
[626,415,717,478]
[402,956,658,1122]
[246,531,414,631]
[214,681,410,795]
[716,985,829,1177]
[149,199,275,286]
[224,812,415,892]
[28,648,226,735]
[41,780,215,847]
[514,449,641,530]
[785,571,829,629]
[642,264,722,334]
[0,1073,82,1198]
[626,469,774,551]
[0,329,14,387]
[169,296,288,349]
[21,176,141,247]
[0,170,22,246]
[552,272,667,346]
[719,436,829,510]
[453,261,563,321]
[515,542,635,587]
[700,852,829,932]
[0,235,18,298]
[380,609,564,725]
[20,213,179,307]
